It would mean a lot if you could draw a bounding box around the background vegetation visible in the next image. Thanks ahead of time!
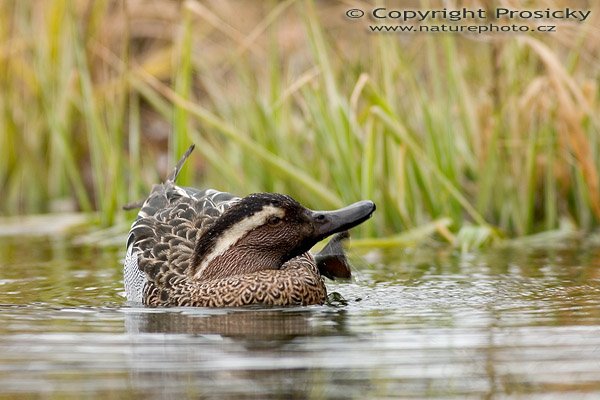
[1,0,599,248]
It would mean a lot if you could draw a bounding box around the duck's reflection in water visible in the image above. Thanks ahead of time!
[123,307,350,398]
[125,306,347,339]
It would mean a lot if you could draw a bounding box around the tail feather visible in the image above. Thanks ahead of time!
[315,231,352,280]
[167,144,196,182]
[122,144,196,211]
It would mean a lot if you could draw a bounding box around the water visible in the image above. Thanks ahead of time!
[1,225,599,399]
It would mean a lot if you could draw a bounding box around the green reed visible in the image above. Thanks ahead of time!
[0,0,599,249]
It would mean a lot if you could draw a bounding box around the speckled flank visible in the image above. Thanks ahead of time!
[144,254,326,307]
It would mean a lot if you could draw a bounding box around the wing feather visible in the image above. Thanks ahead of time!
[123,147,240,302]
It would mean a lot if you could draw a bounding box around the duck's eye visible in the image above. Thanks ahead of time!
[268,216,282,225]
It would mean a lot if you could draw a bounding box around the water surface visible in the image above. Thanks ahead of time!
[0,228,599,399]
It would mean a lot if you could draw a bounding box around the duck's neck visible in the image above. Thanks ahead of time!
[192,247,284,281]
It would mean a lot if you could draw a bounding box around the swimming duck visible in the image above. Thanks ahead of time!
[124,145,375,307]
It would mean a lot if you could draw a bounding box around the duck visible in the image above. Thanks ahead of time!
[124,145,376,307]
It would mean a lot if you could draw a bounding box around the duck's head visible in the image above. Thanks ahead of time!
[191,193,375,281]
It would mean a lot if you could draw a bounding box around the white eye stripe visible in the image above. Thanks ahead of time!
[194,206,284,279]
